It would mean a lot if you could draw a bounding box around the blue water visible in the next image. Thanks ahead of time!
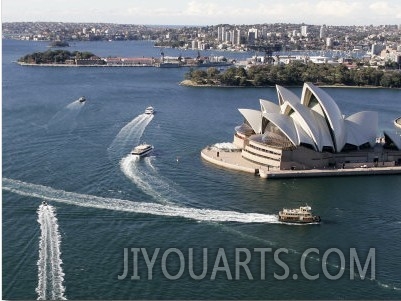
[2,40,401,300]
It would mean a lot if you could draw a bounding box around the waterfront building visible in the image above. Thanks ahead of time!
[232,83,401,170]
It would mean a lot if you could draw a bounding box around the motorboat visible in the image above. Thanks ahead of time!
[145,106,154,114]
[394,116,401,129]
[78,96,86,103]
[278,205,321,223]
[131,143,154,157]
[42,201,48,206]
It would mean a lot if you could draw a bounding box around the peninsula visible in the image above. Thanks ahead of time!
[17,50,232,68]
[183,63,401,88]
[201,82,401,179]
[17,50,105,66]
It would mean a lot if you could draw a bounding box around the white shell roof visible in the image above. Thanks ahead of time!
[260,99,280,113]
[384,131,401,150]
[345,111,378,147]
[276,85,301,107]
[281,100,332,151]
[237,83,378,153]
[262,112,299,146]
[238,109,262,134]
[301,83,346,151]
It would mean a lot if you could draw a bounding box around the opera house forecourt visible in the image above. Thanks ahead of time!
[201,83,401,179]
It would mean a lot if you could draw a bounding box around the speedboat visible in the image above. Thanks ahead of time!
[145,106,154,114]
[394,116,401,129]
[78,96,86,103]
[278,205,321,224]
[42,201,48,206]
[131,143,154,157]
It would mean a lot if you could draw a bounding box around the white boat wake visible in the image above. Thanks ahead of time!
[47,100,85,134]
[112,113,198,207]
[3,178,279,224]
[3,179,400,293]
[107,113,154,160]
[120,155,191,206]
[36,203,66,300]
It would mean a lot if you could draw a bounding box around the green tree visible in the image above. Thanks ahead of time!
[220,67,240,86]
[190,69,208,84]
[206,67,220,78]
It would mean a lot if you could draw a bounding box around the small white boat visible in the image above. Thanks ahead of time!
[278,205,321,224]
[78,96,86,103]
[394,116,401,129]
[145,106,154,114]
[131,144,154,157]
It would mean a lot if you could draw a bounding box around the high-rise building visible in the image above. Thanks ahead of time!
[371,43,385,55]
[230,29,241,45]
[320,25,327,39]
[248,28,258,45]
[301,25,308,37]
[225,31,231,43]
[218,26,225,42]
[326,37,333,47]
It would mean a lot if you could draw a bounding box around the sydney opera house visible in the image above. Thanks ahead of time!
[232,83,401,170]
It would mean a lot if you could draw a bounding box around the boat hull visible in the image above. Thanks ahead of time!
[278,214,321,224]
[145,106,154,114]
[131,145,154,157]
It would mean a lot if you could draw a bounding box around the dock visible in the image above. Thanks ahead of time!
[201,147,401,179]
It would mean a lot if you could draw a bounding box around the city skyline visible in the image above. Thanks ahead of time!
[2,0,401,26]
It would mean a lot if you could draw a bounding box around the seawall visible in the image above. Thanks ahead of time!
[201,147,401,179]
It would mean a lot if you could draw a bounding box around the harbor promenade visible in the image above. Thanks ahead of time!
[201,147,401,179]
[201,147,260,174]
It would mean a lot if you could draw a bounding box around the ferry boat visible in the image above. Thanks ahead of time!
[278,205,321,223]
[145,106,154,114]
[78,96,86,103]
[131,143,154,157]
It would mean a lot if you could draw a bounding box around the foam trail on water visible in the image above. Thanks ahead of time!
[108,114,154,160]
[36,203,66,300]
[4,179,400,293]
[3,178,278,224]
[120,155,185,205]
[47,100,85,133]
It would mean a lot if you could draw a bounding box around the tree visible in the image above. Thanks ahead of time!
[380,72,393,87]
[207,67,220,78]
[190,69,208,84]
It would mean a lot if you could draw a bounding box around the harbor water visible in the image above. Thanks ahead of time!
[2,40,401,299]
